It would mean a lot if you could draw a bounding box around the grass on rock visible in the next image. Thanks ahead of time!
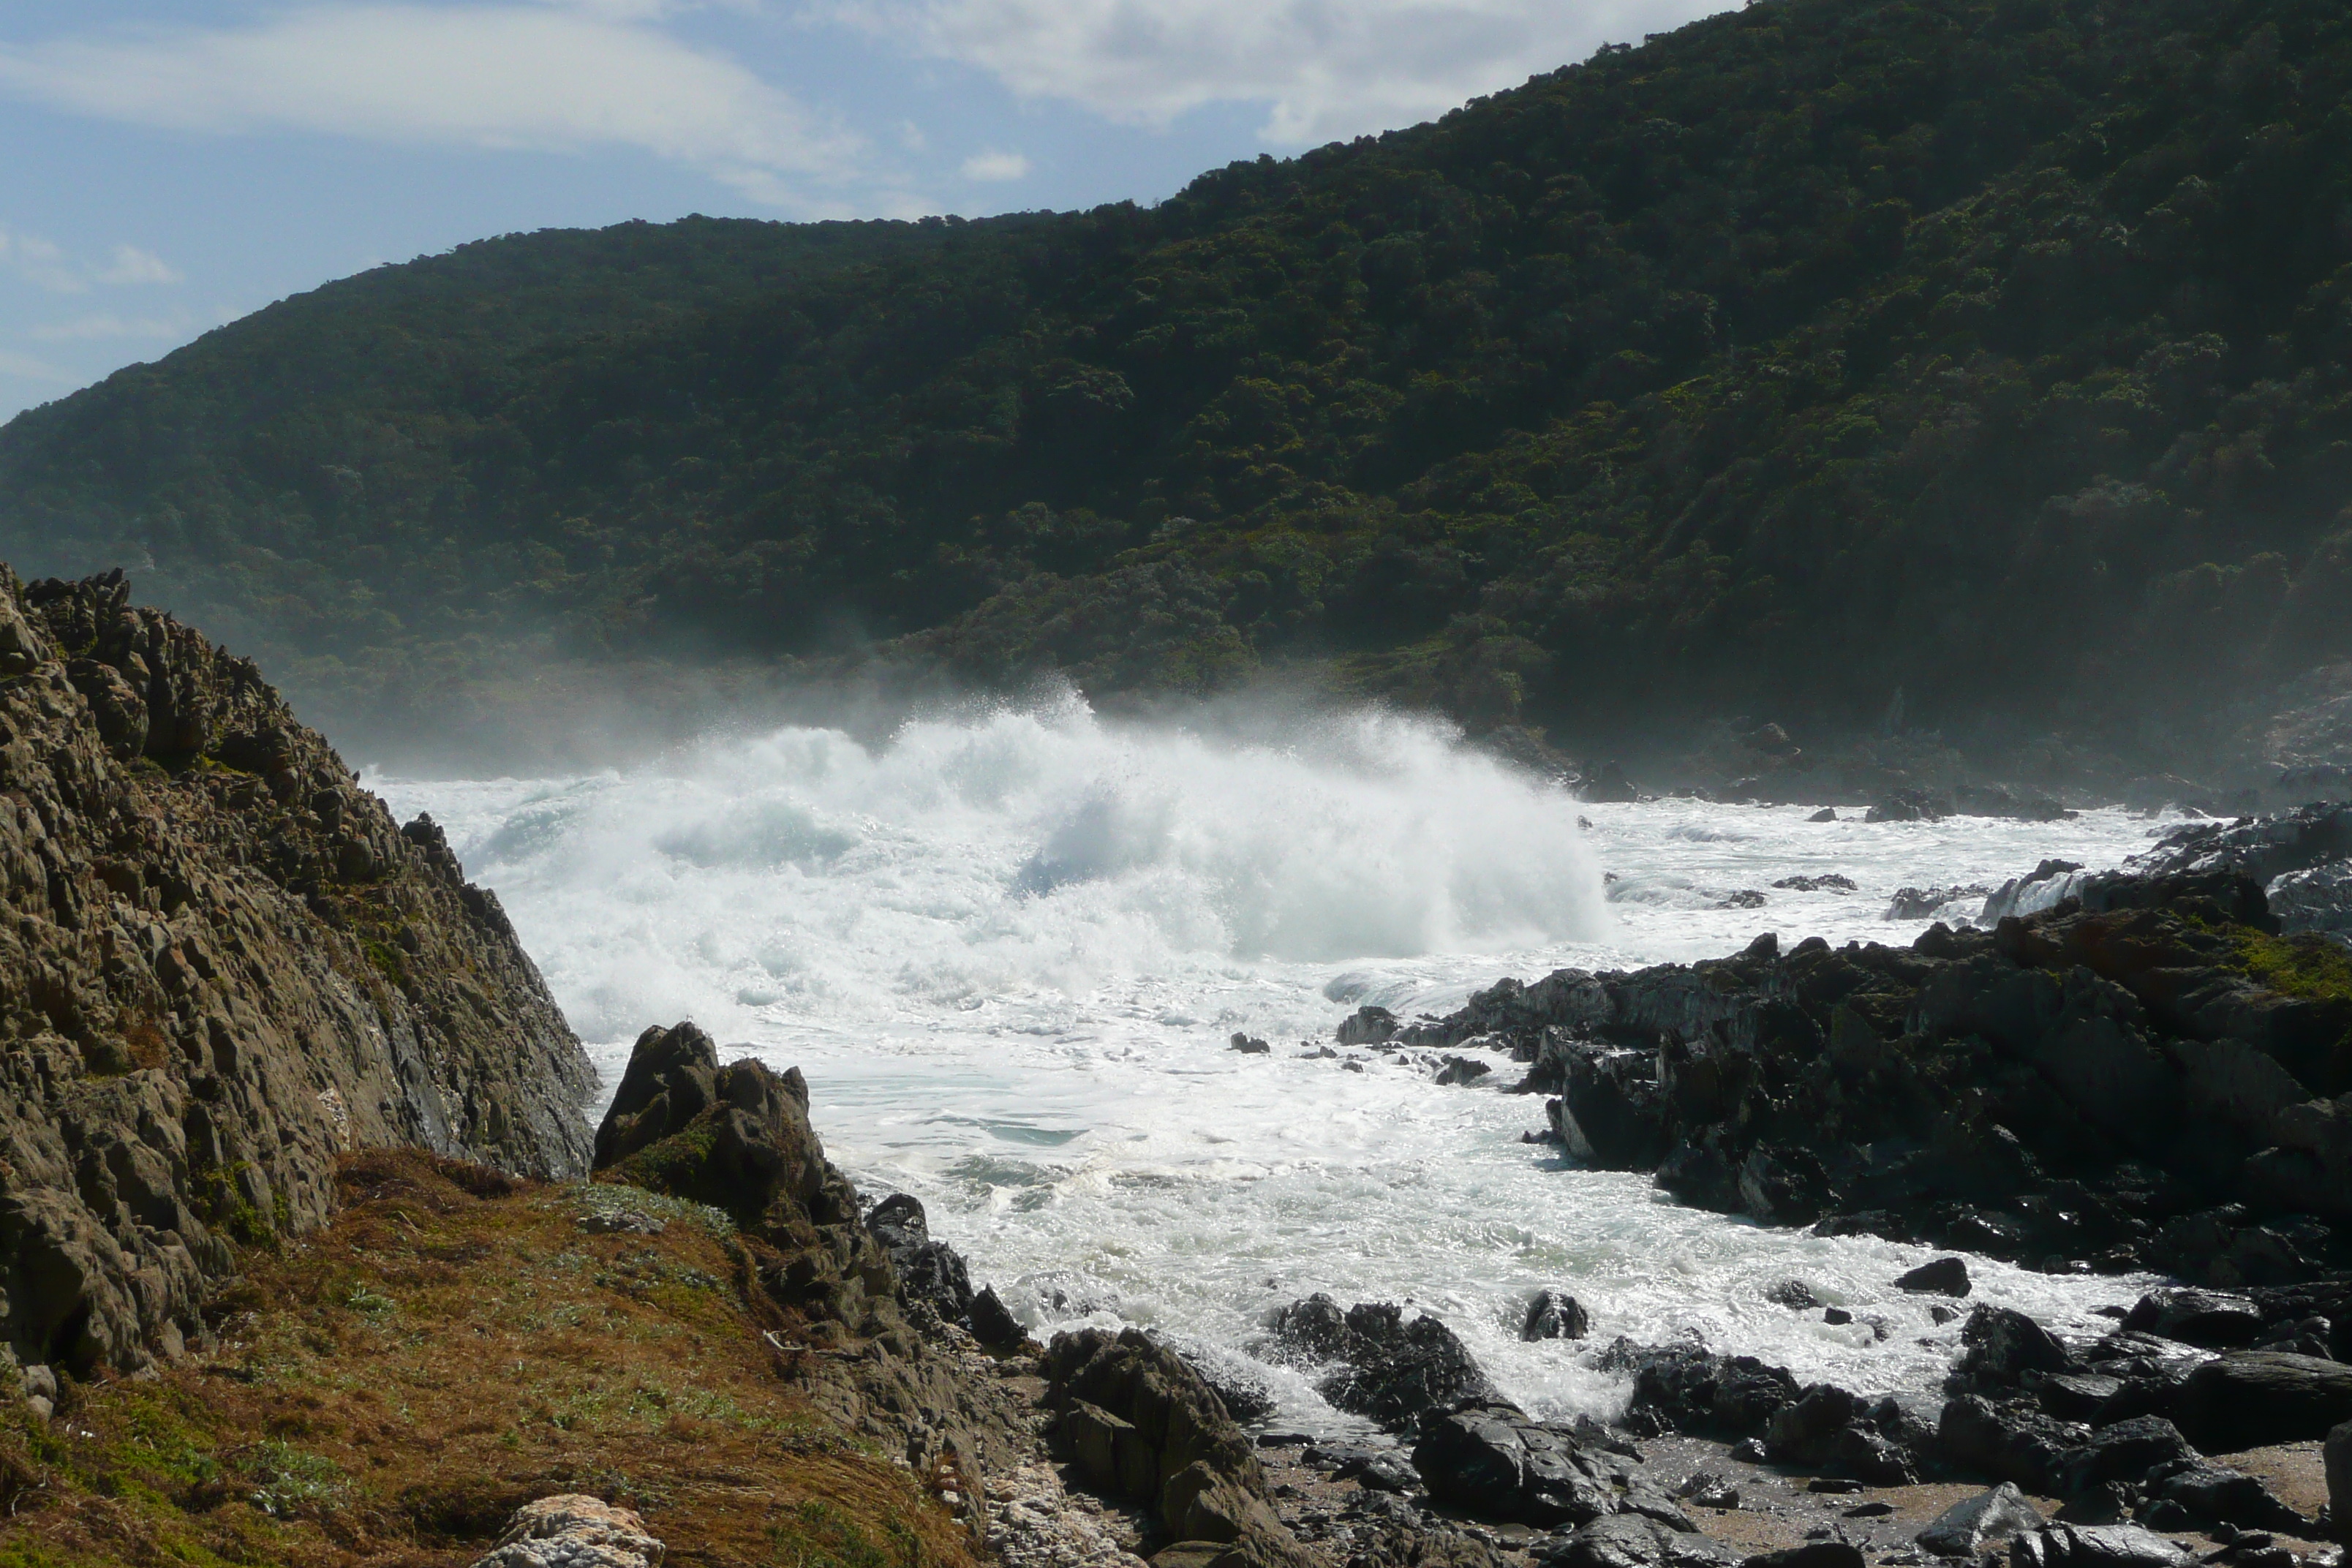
[0,1150,972,1568]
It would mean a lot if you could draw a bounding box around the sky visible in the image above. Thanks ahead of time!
[0,0,1730,423]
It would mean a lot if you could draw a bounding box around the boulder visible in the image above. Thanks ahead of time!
[1413,1403,1618,1526]
[1268,1297,1499,1434]
[2141,1460,2311,1534]
[1613,1342,1799,1440]
[1916,1482,2046,1558]
[1339,1007,1401,1046]
[1229,1034,1273,1055]
[2326,1419,2352,1542]
[2174,1352,2352,1450]
[1937,1395,2087,1493]
[1898,1257,1973,1297]
[1956,1306,2077,1388]
[2008,1525,2193,1568]
[1525,1291,1592,1341]
[1436,1055,1494,1086]
[1868,790,1951,823]
[2054,1417,2197,1491]
[471,1495,664,1568]
[1047,1327,1319,1568]
[968,1285,1028,1352]
[1534,1514,1736,1568]
[2122,1289,2263,1349]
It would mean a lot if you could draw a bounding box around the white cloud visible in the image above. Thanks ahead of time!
[0,228,88,293]
[29,312,190,343]
[99,245,182,286]
[0,4,872,211]
[961,148,1030,181]
[840,0,1730,144]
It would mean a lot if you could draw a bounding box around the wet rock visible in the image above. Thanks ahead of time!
[1809,810,1839,823]
[1534,1513,1737,1568]
[1766,1281,1824,1311]
[1956,1306,2076,1389]
[1744,1547,1866,1568]
[2035,1373,2125,1423]
[2122,1289,2263,1349]
[1524,1291,1591,1342]
[1436,1056,1494,1087]
[2141,1460,2312,1534]
[1413,1403,1618,1526]
[1868,790,1952,824]
[1774,875,1857,894]
[1898,1258,1972,1297]
[1229,1034,1273,1055]
[867,1194,976,1326]
[2057,1417,2197,1491]
[1267,1297,1499,1435]
[471,1495,664,1568]
[1580,764,1642,806]
[1938,1395,2088,1493]
[1915,1484,2046,1558]
[2175,1352,2352,1450]
[2010,1524,2194,1568]
[1607,1341,1799,1440]
[1339,1008,1401,1046]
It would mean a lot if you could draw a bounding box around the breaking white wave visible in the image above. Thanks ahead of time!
[376,697,2178,1435]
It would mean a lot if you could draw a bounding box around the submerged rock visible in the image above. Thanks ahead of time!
[1524,1290,1592,1341]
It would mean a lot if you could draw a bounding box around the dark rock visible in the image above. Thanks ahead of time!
[2056,1417,2197,1491]
[1956,1306,2076,1389]
[1938,1395,2088,1493]
[1886,883,1992,919]
[2141,1461,2312,1534]
[1809,810,1839,823]
[1412,1403,1618,1526]
[864,1193,976,1324]
[1525,1291,1592,1341]
[2010,1524,2194,1568]
[1338,1450,1420,1493]
[1917,1483,2046,1558]
[1898,1258,1973,1297]
[1718,891,1768,910]
[1230,1033,1273,1055]
[2324,1420,2352,1541]
[1823,1307,1853,1326]
[968,1285,1028,1351]
[1338,1007,1401,1046]
[1610,1341,1800,1440]
[1580,764,1643,806]
[595,1025,894,1326]
[1534,1514,1737,1568]
[1766,1281,1824,1311]
[1048,1327,1318,1568]
[1743,1547,1865,1568]
[2035,1373,2125,1423]
[1436,1055,1495,1086]
[1868,789,1951,823]
[1269,1297,1499,1435]
[2175,1352,2352,1450]
[2122,1289,2263,1349]
[1774,875,1856,893]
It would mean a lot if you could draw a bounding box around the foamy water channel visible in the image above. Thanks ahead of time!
[375,698,2179,1433]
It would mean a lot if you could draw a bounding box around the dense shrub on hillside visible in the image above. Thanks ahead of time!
[4,0,2351,747]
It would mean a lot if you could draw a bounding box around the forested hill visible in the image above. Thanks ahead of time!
[5,0,2351,758]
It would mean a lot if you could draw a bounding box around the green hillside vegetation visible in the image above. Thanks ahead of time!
[4,0,2351,755]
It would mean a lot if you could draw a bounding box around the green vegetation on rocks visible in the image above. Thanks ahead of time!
[4,0,2352,755]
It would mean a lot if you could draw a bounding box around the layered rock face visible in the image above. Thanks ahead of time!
[1362,865,2352,1284]
[0,567,596,1376]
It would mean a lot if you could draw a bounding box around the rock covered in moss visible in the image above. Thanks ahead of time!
[0,566,596,1378]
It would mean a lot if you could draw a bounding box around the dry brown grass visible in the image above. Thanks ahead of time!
[0,1150,977,1568]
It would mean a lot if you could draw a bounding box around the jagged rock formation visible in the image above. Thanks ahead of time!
[0,566,597,1377]
[1362,857,2352,1284]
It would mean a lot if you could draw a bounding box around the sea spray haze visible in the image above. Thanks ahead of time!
[377,694,2166,1433]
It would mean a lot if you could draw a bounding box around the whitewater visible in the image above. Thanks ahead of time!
[374,696,2180,1436]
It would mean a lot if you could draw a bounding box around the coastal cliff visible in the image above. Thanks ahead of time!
[0,566,597,1379]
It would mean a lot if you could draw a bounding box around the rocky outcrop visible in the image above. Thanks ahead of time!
[0,566,595,1377]
[472,1495,665,1568]
[1046,1326,1324,1568]
[1397,864,2352,1284]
